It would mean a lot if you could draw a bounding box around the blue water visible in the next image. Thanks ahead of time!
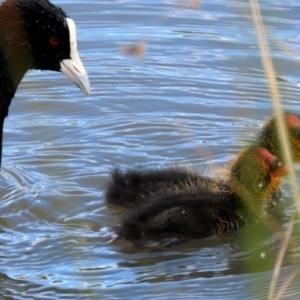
[0,0,300,299]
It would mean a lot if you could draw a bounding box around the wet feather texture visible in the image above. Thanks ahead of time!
[106,114,300,246]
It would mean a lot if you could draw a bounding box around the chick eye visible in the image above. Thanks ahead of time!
[49,36,59,45]
[270,159,280,172]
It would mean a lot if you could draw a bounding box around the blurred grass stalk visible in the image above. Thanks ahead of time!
[248,0,300,298]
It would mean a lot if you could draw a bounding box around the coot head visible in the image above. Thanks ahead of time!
[14,0,90,95]
[0,0,90,164]
[231,146,287,207]
[257,113,300,162]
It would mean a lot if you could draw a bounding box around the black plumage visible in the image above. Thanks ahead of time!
[108,146,287,246]
[0,0,89,164]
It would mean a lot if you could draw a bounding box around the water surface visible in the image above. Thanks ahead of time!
[0,0,300,299]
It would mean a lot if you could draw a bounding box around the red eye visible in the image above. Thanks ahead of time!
[49,36,59,45]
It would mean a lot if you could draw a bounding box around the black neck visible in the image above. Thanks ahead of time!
[0,0,34,165]
[0,45,19,166]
